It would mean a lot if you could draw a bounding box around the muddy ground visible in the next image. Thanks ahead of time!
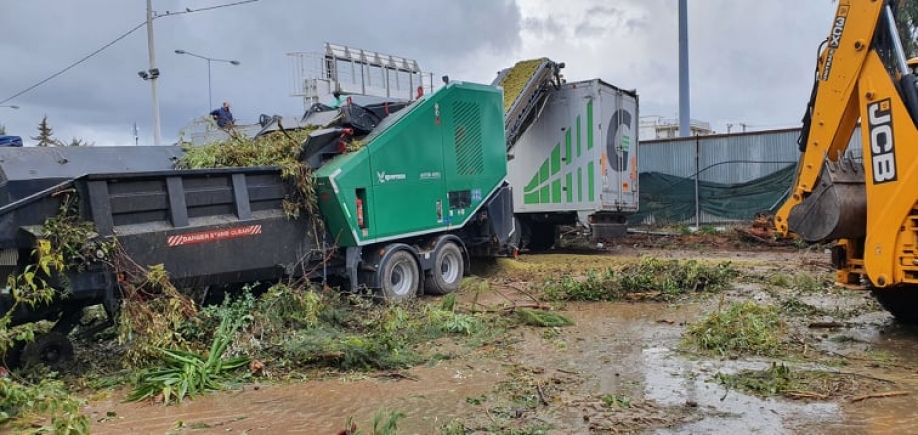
[71,231,918,434]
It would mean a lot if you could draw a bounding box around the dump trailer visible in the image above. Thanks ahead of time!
[493,60,639,249]
[0,81,514,366]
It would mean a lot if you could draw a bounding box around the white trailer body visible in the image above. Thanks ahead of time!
[507,79,639,240]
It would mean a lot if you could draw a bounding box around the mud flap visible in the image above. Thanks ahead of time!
[483,183,515,253]
[787,158,866,243]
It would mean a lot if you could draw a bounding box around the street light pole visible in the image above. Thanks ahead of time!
[146,0,162,146]
[207,59,213,110]
[175,50,240,111]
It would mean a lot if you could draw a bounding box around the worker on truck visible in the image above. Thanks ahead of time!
[210,102,235,129]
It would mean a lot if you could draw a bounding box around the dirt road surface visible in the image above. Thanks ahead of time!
[81,233,918,434]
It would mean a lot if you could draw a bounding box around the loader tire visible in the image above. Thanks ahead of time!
[871,287,918,324]
[425,242,464,295]
[21,332,74,369]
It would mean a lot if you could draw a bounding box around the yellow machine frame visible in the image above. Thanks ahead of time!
[776,1,918,290]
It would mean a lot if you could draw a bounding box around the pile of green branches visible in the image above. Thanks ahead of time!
[541,256,738,302]
[0,377,90,434]
[684,301,786,357]
[127,302,251,405]
[176,128,318,219]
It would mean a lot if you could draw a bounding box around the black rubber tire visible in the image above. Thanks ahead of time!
[1,340,25,369]
[872,287,918,324]
[379,249,420,302]
[20,332,74,369]
[425,242,464,295]
[528,222,557,251]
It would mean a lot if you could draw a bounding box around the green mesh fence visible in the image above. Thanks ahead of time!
[629,164,796,225]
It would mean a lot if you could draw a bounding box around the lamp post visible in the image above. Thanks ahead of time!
[144,0,162,146]
[0,105,19,109]
[175,50,240,110]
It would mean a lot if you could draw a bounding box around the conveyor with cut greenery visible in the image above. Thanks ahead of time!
[492,58,563,150]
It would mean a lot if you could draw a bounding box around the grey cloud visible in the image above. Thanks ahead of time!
[586,6,622,17]
[574,22,605,38]
[0,0,521,145]
[0,0,850,145]
[522,16,565,37]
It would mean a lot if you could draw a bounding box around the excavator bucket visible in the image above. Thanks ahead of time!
[787,158,867,243]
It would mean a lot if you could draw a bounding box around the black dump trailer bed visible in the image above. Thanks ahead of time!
[0,165,320,333]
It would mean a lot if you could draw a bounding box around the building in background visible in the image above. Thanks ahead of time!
[640,115,714,139]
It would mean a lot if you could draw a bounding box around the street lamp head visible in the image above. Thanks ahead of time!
[175,49,186,54]
[230,60,241,66]
[9,105,19,109]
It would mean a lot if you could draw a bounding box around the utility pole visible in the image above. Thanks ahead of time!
[740,122,748,132]
[678,0,690,138]
[146,0,162,145]
[726,123,733,134]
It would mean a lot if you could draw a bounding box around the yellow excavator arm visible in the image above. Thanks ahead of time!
[775,0,918,318]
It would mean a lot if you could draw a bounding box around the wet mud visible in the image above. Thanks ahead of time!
[83,242,918,434]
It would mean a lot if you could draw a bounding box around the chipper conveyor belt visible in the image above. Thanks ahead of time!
[491,58,563,150]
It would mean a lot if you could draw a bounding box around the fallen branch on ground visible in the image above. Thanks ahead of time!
[536,381,549,406]
[785,391,830,400]
[849,391,909,403]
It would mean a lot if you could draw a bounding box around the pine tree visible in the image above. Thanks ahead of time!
[67,137,94,147]
[31,115,60,147]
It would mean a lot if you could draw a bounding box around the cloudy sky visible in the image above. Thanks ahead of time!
[0,0,837,146]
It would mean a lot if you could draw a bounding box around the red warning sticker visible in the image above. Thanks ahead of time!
[167,225,262,247]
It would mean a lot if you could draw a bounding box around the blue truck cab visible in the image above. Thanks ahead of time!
[0,136,23,147]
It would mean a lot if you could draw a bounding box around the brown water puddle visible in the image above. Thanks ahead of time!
[834,324,918,434]
[493,301,918,434]
[83,298,918,435]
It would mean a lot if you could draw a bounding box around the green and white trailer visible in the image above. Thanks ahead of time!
[501,76,639,249]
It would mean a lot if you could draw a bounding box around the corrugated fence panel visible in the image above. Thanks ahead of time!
[637,127,865,224]
[698,130,800,183]
[640,129,802,183]
[638,136,698,178]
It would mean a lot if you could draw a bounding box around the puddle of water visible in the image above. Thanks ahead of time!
[508,302,917,435]
[835,323,918,434]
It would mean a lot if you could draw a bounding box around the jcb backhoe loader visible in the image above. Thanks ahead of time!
[776,0,918,322]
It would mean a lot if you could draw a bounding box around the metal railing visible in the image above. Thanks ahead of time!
[288,43,436,109]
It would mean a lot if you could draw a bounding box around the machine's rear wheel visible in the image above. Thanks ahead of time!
[871,287,918,324]
[379,249,420,302]
[20,332,74,369]
[425,242,464,295]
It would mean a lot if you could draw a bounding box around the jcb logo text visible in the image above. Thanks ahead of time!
[868,99,897,184]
